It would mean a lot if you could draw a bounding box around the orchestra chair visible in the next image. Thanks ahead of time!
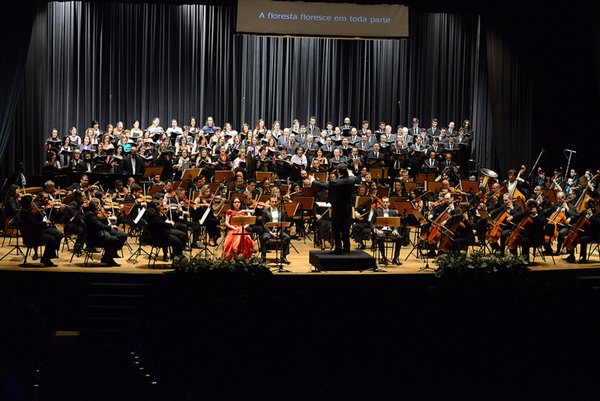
[586,238,600,262]
[73,221,106,267]
[263,222,291,262]
[139,220,171,268]
[531,245,556,265]
[0,218,25,261]
[372,217,402,265]
[20,244,44,267]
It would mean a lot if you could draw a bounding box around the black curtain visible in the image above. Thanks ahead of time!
[4,1,509,181]
[0,1,36,185]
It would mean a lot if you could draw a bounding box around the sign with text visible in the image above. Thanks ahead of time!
[237,0,409,39]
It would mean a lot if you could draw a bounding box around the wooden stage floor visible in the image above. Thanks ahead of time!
[1,235,600,276]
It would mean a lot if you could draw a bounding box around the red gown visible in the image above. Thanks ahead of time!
[221,209,255,260]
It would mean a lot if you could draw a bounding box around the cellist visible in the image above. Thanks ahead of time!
[491,193,522,256]
[553,191,577,256]
[518,200,547,264]
[562,198,600,263]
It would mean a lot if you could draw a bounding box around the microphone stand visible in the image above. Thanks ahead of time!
[528,148,545,193]
[563,149,576,183]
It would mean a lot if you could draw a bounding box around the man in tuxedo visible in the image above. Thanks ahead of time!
[368,143,386,168]
[409,117,420,137]
[371,197,403,265]
[427,118,441,138]
[422,151,440,173]
[19,196,63,267]
[121,145,145,176]
[83,198,127,266]
[260,195,291,263]
[310,163,361,253]
[429,137,445,155]
[306,116,320,137]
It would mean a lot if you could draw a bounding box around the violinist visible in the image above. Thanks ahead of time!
[371,197,402,265]
[313,189,332,250]
[68,174,90,193]
[171,188,201,249]
[19,195,63,267]
[144,200,186,260]
[63,190,86,254]
[4,185,22,223]
[389,180,404,198]
[486,183,503,215]
[562,198,600,263]
[192,185,222,246]
[529,185,551,210]
[83,198,127,266]
[162,180,176,203]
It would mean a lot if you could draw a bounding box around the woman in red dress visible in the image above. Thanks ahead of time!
[222,197,255,260]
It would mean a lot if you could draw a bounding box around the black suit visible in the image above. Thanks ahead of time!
[121,155,145,176]
[312,174,361,252]
[20,208,63,263]
[260,207,290,258]
[83,211,127,261]
[144,207,186,257]
[371,208,402,260]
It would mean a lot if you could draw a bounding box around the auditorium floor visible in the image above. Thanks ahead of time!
[1,236,599,275]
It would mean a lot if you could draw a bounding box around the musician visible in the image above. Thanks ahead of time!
[63,190,86,253]
[172,188,202,248]
[554,191,581,256]
[313,189,332,250]
[69,149,85,172]
[260,195,291,263]
[518,200,549,264]
[367,143,385,168]
[493,193,523,256]
[422,151,440,173]
[221,197,255,260]
[83,198,126,266]
[505,169,528,198]
[440,202,475,253]
[562,199,600,263]
[408,117,420,138]
[192,185,223,246]
[371,197,403,265]
[121,145,145,176]
[68,174,90,193]
[19,196,63,267]
[427,118,441,138]
[290,146,307,182]
[530,185,551,210]
[310,163,361,253]
[144,200,186,260]
[329,148,346,170]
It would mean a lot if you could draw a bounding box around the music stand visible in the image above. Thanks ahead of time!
[427,181,443,193]
[461,180,479,194]
[144,166,163,180]
[292,197,315,243]
[148,184,164,197]
[365,216,402,272]
[301,186,319,198]
[313,172,328,183]
[265,221,292,272]
[230,215,257,260]
[214,170,233,183]
[255,171,271,183]
[181,168,200,181]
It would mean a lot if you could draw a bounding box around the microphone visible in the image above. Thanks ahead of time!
[565,149,577,153]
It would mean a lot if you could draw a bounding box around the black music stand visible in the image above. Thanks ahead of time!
[364,216,401,272]
[230,215,256,259]
[265,221,292,273]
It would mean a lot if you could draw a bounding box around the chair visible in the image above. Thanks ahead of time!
[0,218,24,261]
[531,245,555,265]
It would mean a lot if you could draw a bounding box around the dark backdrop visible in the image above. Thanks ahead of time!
[1,1,598,185]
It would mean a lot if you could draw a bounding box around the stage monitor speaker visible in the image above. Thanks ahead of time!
[309,250,376,272]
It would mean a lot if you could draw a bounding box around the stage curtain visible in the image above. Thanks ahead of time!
[0,1,36,185]
[3,2,504,180]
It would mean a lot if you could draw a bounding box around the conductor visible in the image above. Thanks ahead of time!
[309,163,360,254]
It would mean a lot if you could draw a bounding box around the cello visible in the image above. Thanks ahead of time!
[505,215,533,250]
[486,209,511,244]
[563,205,594,251]
[545,207,567,244]
[421,205,452,245]
[438,213,467,252]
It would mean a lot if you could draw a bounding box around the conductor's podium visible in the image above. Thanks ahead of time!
[309,250,376,272]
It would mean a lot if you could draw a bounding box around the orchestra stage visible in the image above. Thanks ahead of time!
[1,238,600,276]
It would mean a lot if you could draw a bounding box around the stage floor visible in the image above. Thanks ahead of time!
[1,235,600,275]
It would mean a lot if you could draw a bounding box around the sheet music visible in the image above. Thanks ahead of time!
[133,207,146,224]
[316,202,332,208]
